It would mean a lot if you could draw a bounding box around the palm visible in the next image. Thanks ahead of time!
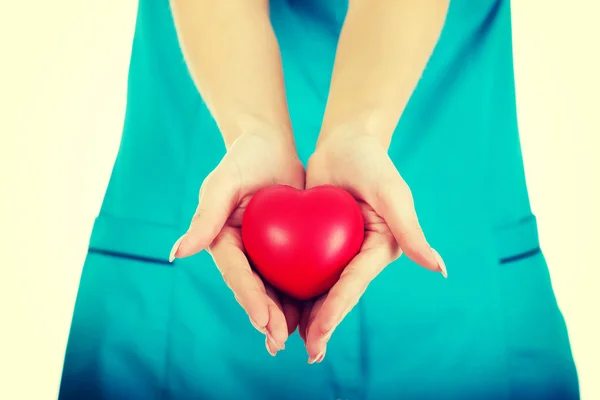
[214,195,302,345]
[298,198,399,347]
[358,201,400,255]
[300,133,442,362]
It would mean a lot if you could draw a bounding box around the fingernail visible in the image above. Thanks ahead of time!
[266,332,285,351]
[431,248,448,278]
[308,348,325,364]
[316,347,327,363]
[169,235,185,263]
[265,337,277,357]
[250,318,267,335]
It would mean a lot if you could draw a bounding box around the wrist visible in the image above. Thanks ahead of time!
[317,109,397,151]
[221,113,296,151]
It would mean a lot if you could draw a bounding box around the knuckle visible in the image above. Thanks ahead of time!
[221,269,235,290]
[190,207,207,225]
[315,323,332,338]
[328,290,353,309]
[336,274,367,305]
[220,264,241,287]
[379,173,413,202]
[190,207,220,237]
[394,179,414,202]
[402,185,415,203]
[221,264,256,295]
[198,171,215,200]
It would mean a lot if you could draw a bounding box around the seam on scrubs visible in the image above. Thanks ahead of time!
[88,248,174,266]
[499,248,541,265]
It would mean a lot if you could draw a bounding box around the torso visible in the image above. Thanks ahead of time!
[59,2,579,399]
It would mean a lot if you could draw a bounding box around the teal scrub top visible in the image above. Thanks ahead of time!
[59,1,579,399]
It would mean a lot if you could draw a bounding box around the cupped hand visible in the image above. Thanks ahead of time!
[170,132,305,356]
[300,130,447,363]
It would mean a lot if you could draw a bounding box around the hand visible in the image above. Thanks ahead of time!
[301,130,447,363]
[170,132,305,356]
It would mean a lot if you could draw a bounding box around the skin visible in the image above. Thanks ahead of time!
[169,0,301,355]
[169,0,449,361]
[302,0,450,363]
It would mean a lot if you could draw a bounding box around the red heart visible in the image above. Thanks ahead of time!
[241,185,365,300]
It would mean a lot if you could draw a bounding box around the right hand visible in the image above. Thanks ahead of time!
[169,132,305,356]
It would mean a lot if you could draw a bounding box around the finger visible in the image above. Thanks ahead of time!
[298,300,315,344]
[209,229,270,329]
[172,166,240,259]
[305,297,324,338]
[254,274,299,339]
[304,297,326,363]
[264,285,289,354]
[280,296,301,336]
[305,247,391,358]
[374,160,445,275]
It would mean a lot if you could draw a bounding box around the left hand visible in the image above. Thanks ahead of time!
[300,129,447,363]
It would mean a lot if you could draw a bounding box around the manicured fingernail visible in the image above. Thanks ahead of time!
[250,318,267,335]
[308,348,326,364]
[267,332,285,351]
[265,337,277,357]
[169,235,185,262]
[431,248,448,278]
[316,347,327,363]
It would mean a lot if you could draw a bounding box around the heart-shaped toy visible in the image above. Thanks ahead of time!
[241,185,365,300]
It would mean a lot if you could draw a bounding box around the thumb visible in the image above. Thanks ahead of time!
[374,162,447,277]
[170,168,240,261]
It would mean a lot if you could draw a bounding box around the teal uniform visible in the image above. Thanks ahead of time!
[59,1,579,399]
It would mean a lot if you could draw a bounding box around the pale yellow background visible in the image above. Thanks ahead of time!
[1,1,598,399]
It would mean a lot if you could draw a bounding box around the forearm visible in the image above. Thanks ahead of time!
[318,1,449,149]
[171,0,293,149]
